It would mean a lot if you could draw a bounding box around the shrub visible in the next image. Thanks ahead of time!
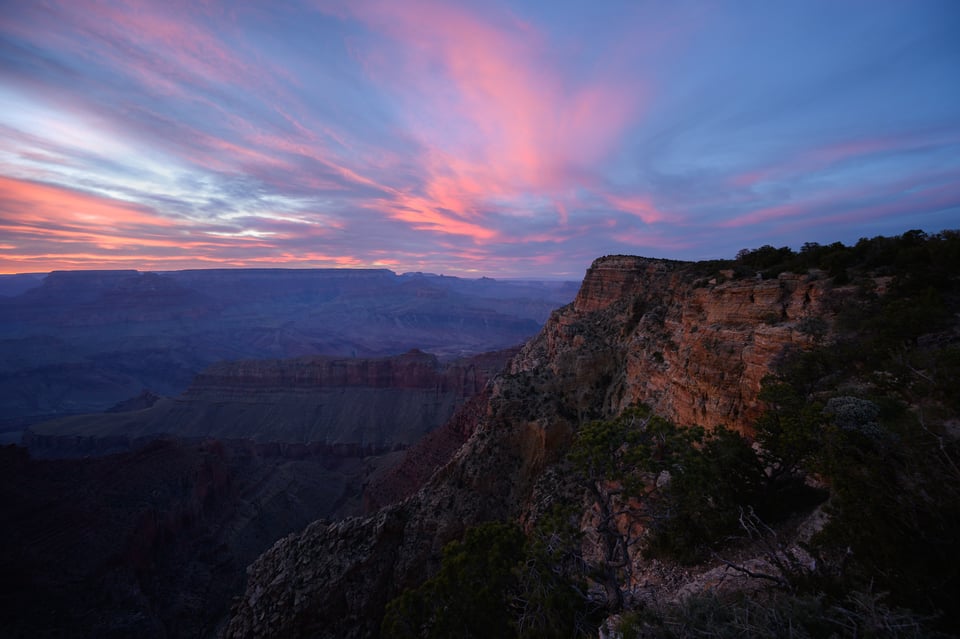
[381,522,525,639]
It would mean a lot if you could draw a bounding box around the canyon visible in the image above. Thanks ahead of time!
[6,238,956,638]
[3,349,513,638]
[223,255,839,638]
[0,268,576,431]
[0,268,566,638]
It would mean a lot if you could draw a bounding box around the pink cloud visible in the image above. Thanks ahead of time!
[70,0,260,95]
[807,180,960,229]
[1,2,234,97]
[3,0,667,268]
[0,177,258,266]
[720,200,811,229]
[0,176,387,273]
[615,228,697,252]
[325,0,646,230]
[604,194,667,224]
[373,192,499,241]
[0,176,177,232]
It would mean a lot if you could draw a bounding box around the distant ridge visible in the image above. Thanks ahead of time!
[25,349,515,458]
[0,268,577,427]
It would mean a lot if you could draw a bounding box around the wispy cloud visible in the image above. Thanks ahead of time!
[0,0,958,276]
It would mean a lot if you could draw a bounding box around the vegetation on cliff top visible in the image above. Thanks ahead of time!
[382,230,960,638]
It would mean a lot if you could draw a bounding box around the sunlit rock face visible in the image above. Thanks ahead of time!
[514,255,830,433]
[223,257,837,639]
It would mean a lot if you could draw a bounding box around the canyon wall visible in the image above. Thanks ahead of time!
[513,255,829,432]
[223,256,837,639]
[185,349,483,395]
[25,349,514,458]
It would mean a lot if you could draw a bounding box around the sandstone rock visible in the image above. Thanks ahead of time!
[515,255,831,433]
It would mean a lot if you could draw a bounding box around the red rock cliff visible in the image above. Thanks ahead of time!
[513,255,830,432]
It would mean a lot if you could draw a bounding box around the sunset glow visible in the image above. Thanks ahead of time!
[1,1,958,277]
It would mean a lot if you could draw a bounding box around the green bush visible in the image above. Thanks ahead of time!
[643,424,771,563]
[567,407,774,566]
[382,518,599,639]
[381,522,525,639]
[746,228,960,632]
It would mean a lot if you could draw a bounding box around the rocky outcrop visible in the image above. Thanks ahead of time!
[223,257,838,639]
[570,255,679,314]
[515,256,830,432]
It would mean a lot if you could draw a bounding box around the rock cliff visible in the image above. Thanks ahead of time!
[514,255,828,431]
[223,256,837,639]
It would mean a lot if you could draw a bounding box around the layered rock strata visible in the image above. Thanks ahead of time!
[515,256,829,431]
[25,350,512,458]
[0,267,576,424]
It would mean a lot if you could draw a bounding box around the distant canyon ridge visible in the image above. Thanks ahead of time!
[0,268,578,434]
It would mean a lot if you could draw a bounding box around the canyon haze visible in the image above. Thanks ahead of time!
[0,268,577,435]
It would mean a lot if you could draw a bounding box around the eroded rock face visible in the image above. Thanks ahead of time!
[223,257,836,639]
[515,256,830,432]
[25,350,513,458]
[186,349,481,395]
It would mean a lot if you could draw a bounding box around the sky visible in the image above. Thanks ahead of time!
[1,1,958,278]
